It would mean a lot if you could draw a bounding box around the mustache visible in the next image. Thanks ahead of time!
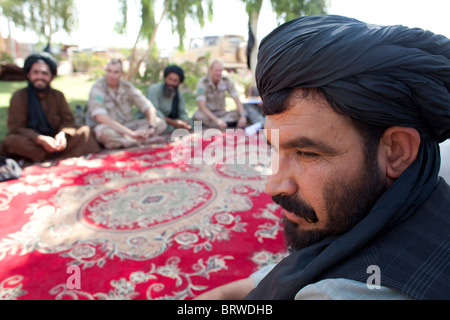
[272,194,318,223]
[29,80,50,92]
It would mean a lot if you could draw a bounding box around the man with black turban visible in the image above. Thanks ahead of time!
[195,15,450,300]
[146,65,192,132]
[1,52,101,164]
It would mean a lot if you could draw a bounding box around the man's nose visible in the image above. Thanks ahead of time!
[265,155,298,197]
[34,71,45,78]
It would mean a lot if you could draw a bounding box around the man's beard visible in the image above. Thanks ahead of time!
[29,80,50,93]
[274,152,389,252]
[163,83,177,97]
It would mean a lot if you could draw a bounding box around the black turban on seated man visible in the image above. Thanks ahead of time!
[246,15,450,300]
[23,52,59,137]
[24,51,58,76]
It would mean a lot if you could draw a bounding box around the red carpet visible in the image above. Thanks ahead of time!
[0,131,286,300]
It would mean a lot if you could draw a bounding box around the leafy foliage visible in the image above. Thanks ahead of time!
[270,0,328,22]
[115,0,213,80]
[243,0,327,23]
[0,0,77,44]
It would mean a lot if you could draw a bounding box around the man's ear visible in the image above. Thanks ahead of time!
[379,127,421,179]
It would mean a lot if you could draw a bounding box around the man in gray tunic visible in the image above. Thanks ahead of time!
[146,65,192,133]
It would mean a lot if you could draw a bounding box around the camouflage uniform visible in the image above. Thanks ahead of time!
[194,75,240,127]
[87,77,166,148]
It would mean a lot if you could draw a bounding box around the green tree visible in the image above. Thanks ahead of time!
[243,0,328,83]
[270,0,328,23]
[0,0,19,56]
[0,0,77,46]
[116,0,213,81]
[0,0,27,28]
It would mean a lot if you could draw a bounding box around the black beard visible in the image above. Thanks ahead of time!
[28,80,50,93]
[163,83,177,97]
[275,156,389,252]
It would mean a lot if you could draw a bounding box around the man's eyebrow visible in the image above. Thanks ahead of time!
[275,136,338,154]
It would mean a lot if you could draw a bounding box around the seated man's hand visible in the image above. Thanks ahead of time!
[54,132,68,151]
[172,119,192,130]
[237,116,247,129]
[129,129,152,142]
[36,134,66,153]
[215,118,228,130]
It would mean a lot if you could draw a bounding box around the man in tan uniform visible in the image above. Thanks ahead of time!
[86,59,167,149]
[1,52,101,164]
[194,61,247,129]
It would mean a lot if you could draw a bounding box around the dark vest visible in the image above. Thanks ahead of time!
[320,178,450,300]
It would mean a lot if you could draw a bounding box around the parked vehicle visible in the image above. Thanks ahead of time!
[172,34,248,70]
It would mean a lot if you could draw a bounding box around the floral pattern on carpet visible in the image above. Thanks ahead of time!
[0,132,286,300]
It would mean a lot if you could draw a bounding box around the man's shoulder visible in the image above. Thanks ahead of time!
[423,177,450,212]
[9,88,28,106]
[198,76,211,86]
[120,79,136,88]
[120,79,142,95]
[196,77,210,95]
[90,78,107,92]
[438,176,450,193]
[220,77,236,91]
[11,87,27,98]
[295,278,411,300]
[219,76,234,85]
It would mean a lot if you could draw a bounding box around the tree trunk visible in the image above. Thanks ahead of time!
[46,0,53,45]
[7,18,16,60]
[249,9,260,87]
[126,2,169,81]
[125,24,144,80]
[0,12,4,53]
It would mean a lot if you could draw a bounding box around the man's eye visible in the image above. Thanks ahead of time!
[296,151,318,158]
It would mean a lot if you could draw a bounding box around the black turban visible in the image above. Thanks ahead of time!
[256,15,450,143]
[247,15,450,300]
[24,52,58,76]
[23,52,58,137]
[164,65,184,83]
